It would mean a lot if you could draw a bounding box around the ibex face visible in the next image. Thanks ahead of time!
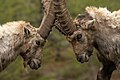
[20,22,45,70]
[70,14,95,63]
[67,30,94,63]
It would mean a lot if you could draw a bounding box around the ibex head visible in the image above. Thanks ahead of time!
[70,14,95,63]
[20,21,45,70]
[21,0,55,69]
[53,0,95,63]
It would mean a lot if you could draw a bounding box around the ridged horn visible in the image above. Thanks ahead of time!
[37,0,55,39]
[53,0,77,36]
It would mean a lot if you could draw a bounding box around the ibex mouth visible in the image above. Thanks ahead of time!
[27,59,41,70]
[76,53,89,63]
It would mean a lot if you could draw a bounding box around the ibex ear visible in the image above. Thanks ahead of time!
[86,19,95,30]
[24,27,30,38]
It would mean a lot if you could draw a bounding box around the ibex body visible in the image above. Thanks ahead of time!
[53,0,120,79]
[0,21,43,71]
[0,0,56,72]
[74,7,120,80]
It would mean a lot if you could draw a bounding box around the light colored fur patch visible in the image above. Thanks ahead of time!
[0,21,26,38]
[86,7,120,29]
[0,21,34,71]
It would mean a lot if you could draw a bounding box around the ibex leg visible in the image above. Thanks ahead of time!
[97,54,116,80]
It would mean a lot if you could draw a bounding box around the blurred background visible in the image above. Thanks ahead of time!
[0,0,120,80]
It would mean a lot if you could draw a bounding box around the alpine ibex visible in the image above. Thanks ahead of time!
[53,0,120,80]
[53,0,93,63]
[74,7,120,80]
[0,0,55,71]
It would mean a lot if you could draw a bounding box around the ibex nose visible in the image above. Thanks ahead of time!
[73,19,80,26]
[77,55,83,63]
[28,59,41,70]
[76,53,89,63]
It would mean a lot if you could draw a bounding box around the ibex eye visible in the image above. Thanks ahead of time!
[36,40,41,45]
[76,34,82,41]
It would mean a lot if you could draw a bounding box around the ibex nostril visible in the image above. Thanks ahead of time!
[76,54,84,63]
[85,55,89,62]
[28,59,41,70]
[76,53,90,63]
[37,63,41,68]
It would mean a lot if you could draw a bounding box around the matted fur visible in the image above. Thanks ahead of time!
[0,0,58,71]
[86,7,120,29]
[0,21,39,71]
[74,6,120,80]
[0,21,25,70]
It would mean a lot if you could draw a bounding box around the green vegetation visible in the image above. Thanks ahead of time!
[0,0,41,26]
[0,0,120,80]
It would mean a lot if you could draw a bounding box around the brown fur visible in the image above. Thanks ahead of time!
[74,7,120,80]
[0,0,56,71]
[53,0,94,63]
[0,21,44,71]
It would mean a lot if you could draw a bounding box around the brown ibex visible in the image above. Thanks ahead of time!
[53,0,93,63]
[0,0,55,71]
[74,7,120,80]
[53,0,120,80]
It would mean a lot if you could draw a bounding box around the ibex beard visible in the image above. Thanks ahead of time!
[0,21,44,71]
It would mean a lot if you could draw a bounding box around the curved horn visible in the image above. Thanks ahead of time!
[37,0,55,39]
[54,20,67,35]
[53,0,77,36]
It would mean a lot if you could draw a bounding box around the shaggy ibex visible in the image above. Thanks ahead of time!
[53,0,93,63]
[74,7,120,80]
[53,0,120,80]
[0,0,55,71]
